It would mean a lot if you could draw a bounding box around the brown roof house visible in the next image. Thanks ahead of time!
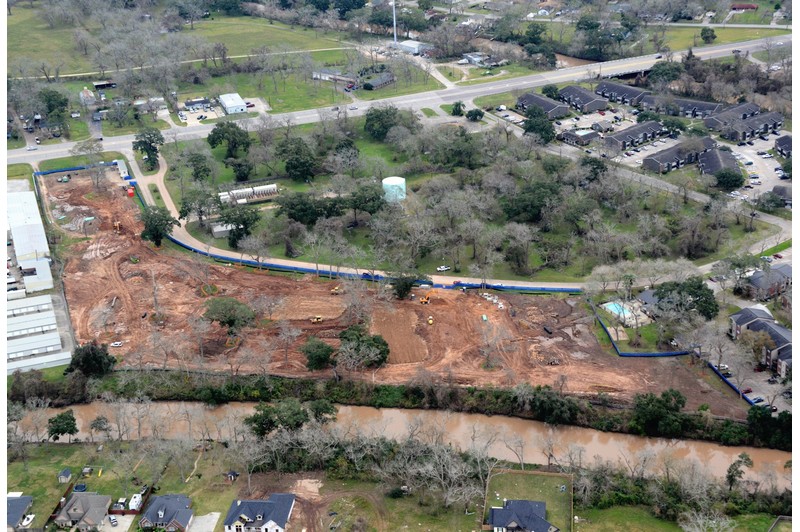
[54,493,111,532]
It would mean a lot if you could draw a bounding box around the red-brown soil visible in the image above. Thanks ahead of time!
[43,171,749,419]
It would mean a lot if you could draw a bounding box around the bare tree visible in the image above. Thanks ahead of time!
[277,320,301,364]
[503,434,526,470]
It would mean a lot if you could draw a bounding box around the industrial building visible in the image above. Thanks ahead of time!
[6,295,70,374]
[7,192,50,262]
[220,93,247,115]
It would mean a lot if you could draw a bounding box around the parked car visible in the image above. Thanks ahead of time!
[245,102,255,108]
[109,516,118,527]
[436,265,451,272]
[746,140,754,146]
[598,110,606,116]
[349,105,358,110]
[554,121,562,125]
[752,396,764,403]
[760,256,773,263]
[741,387,753,394]
[110,341,123,347]
[722,371,733,378]
[714,364,730,371]
[767,376,778,384]
[35,136,40,144]
[197,115,207,120]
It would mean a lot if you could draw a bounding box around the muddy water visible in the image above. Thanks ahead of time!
[24,402,791,490]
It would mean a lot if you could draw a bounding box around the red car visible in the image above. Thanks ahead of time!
[245,102,255,108]
[741,387,753,394]
[773,253,783,259]
[598,110,606,116]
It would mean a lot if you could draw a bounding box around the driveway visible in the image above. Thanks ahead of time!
[98,514,136,532]
[187,512,220,532]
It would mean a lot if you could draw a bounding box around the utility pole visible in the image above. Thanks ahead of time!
[392,0,398,46]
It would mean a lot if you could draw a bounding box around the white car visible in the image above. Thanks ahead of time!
[110,341,123,347]
[26,146,38,151]
[348,105,358,110]
[436,265,451,272]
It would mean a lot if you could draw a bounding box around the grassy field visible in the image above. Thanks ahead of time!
[103,117,171,137]
[727,1,779,24]
[420,108,438,117]
[7,135,26,150]
[7,364,68,389]
[8,163,34,179]
[486,471,572,532]
[38,152,126,172]
[457,63,544,86]
[575,506,680,531]
[7,443,241,531]
[662,27,790,50]
[321,479,481,531]
[354,74,444,102]
[67,118,91,141]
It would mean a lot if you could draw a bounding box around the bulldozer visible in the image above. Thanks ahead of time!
[420,290,433,304]
[310,316,323,323]
[330,286,342,295]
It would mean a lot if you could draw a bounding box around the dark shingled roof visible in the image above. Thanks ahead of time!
[775,135,791,151]
[223,495,295,530]
[730,307,774,326]
[7,496,33,527]
[517,93,568,114]
[747,320,792,348]
[489,500,559,532]
[640,95,724,115]
[698,148,739,174]
[141,495,193,530]
[606,120,663,143]
[595,81,650,101]
[643,137,716,164]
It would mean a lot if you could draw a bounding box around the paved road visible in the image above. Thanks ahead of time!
[9,35,791,289]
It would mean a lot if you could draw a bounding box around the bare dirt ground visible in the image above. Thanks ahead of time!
[45,171,749,419]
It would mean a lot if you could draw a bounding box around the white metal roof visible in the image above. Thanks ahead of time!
[7,192,50,261]
[7,294,53,315]
[7,331,62,358]
[219,93,246,109]
[7,310,58,335]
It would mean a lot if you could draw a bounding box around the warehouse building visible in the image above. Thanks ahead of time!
[7,192,50,262]
[220,93,247,115]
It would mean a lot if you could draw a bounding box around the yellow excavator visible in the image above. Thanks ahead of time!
[420,290,433,304]
[330,286,341,295]
[310,316,323,323]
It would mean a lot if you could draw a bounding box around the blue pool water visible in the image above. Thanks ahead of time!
[604,301,632,318]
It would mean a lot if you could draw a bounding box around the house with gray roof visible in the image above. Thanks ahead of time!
[642,137,716,173]
[774,135,791,158]
[591,120,613,132]
[223,495,296,532]
[558,85,608,113]
[640,95,724,118]
[488,500,559,532]
[703,102,762,130]
[698,148,740,175]
[728,305,774,339]
[58,468,72,483]
[721,112,783,141]
[558,129,599,146]
[748,264,791,301]
[140,495,193,532]
[54,493,111,532]
[604,121,664,151]
[7,495,33,531]
[771,185,791,207]
[516,93,569,120]
[594,81,650,105]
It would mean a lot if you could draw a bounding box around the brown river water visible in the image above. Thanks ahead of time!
[22,402,791,491]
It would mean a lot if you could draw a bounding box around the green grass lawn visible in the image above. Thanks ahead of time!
[135,154,160,176]
[38,152,126,172]
[727,1,779,24]
[321,478,481,531]
[170,112,188,127]
[8,163,34,179]
[354,74,444,102]
[486,471,571,532]
[7,136,26,150]
[103,118,171,137]
[662,27,790,51]
[457,63,545,86]
[67,118,91,142]
[7,364,68,389]
[148,184,167,208]
[420,108,438,117]
[575,506,680,531]
[473,91,519,110]
[7,443,241,531]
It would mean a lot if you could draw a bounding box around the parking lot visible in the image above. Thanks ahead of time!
[177,105,222,125]
[728,134,790,197]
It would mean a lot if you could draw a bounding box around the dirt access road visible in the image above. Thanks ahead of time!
[43,169,748,418]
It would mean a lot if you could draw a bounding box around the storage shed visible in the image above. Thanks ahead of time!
[382,176,406,203]
[396,40,433,55]
[219,93,246,115]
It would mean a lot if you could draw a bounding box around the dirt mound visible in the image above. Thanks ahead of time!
[46,171,750,419]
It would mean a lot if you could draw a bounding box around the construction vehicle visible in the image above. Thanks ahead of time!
[420,290,433,304]
[310,316,323,323]
[113,221,121,234]
[427,316,434,325]
[330,286,341,295]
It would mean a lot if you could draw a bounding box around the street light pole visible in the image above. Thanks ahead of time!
[392,0,398,46]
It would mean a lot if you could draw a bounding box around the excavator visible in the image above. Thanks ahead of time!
[310,316,323,323]
[330,286,341,295]
[420,290,434,304]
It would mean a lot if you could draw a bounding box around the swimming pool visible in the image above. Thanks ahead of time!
[603,301,633,319]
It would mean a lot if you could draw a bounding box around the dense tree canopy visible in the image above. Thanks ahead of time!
[208,122,251,159]
[66,341,116,377]
[203,297,256,336]
[140,205,179,247]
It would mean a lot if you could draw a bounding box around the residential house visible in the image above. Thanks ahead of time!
[396,40,433,55]
[637,289,662,317]
[57,468,72,483]
[641,137,716,173]
[482,1,510,11]
[697,148,740,175]
[7,495,33,532]
[311,69,357,85]
[184,97,210,109]
[703,102,761,130]
[516,93,569,119]
[731,3,758,9]
[140,495,193,532]
[365,72,395,89]
[640,95,724,118]
[558,85,608,113]
[463,52,490,66]
[79,88,96,106]
[771,185,792,207]
[223,495,296,532]
[747,320,792,376]
[559,129,599,146]
[591,120,613,132]
[54,493,111,532]
[721,112,783,141]
[488,500,559,532]
[748,263,792,300]
[728,305,774,339]
[594,81,650,105]
[604,121,664,151]
[774,135,791,158]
